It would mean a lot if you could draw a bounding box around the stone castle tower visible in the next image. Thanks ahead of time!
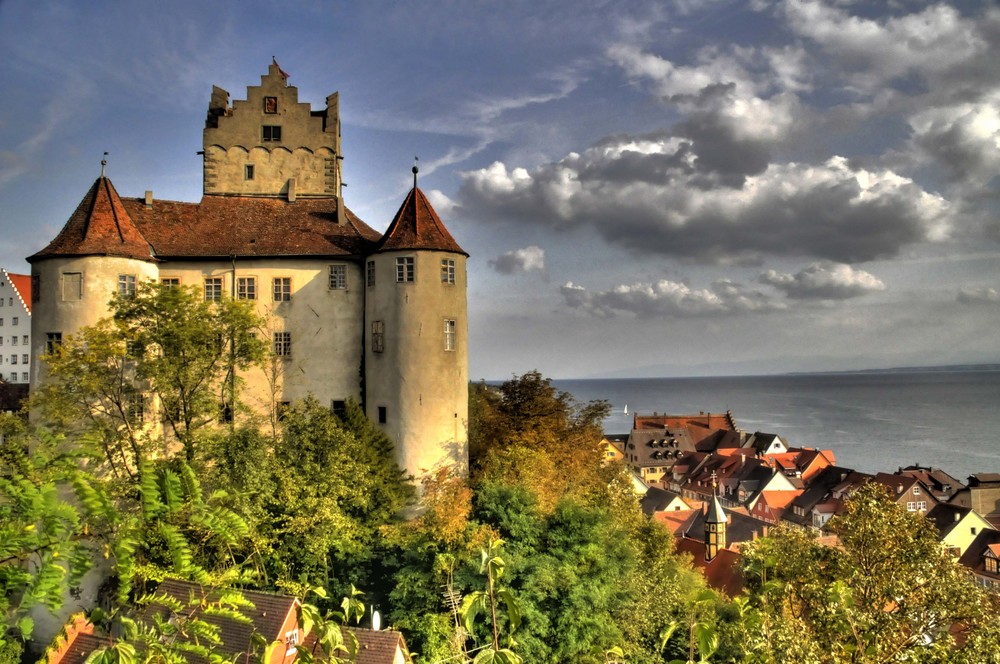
[28,61,468,483]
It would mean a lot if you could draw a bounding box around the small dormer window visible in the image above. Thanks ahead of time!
[986,556,998,575]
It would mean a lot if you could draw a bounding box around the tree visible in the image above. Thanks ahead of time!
[470,372,610,512]
[112,282,267,461]
[737,483,1000,663]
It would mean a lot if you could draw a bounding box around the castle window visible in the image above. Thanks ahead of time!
[328,264,347,290]
[367,261,375,288]
[273,277,291,302]
[264,96,277,114]
[11,317,17,326]
[371,320,384,353]
[117,275,136,298]
[441,259,455,284]
[21,336,27,345]
[331,400,347,419]
[0,338,4,346]
[245,165,254,180]
[0,319,4,326]
[161,278,180,288]
[273,332,292,357]
[378,406,387,424]
[21,355,28,366]
[204,277,223,302]
[444,319,456,351]
[11,337,16,346]
[32,276,39,303]
[262,125,282,142]
[395,257,415,283]
[21,372,27,382]
[11,355,16,365]
[237,277,257,300]
[62,272,83,301]
[46,333,62,353]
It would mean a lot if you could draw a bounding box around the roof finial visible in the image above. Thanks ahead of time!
[101,152,109,178]
[412,155,419,189]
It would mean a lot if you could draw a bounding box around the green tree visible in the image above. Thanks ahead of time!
[461,538,522,664]
[112,282,266,461]
[737,483,1000,663]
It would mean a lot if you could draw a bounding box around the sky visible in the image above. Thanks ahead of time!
[1,0,998,380]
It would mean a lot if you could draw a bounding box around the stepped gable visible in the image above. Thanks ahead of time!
[376,186,466,255]
[119,195,380,258]
[29,177,154,263]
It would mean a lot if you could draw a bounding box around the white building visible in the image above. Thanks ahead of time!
[0,268,32,385]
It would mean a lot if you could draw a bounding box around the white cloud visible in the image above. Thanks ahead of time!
[489,246,546,275]
[908,93,1000,185]
[783,0,987,91]
[759,262,886,300]
[957,287,1000,305]
[561,278,784,318]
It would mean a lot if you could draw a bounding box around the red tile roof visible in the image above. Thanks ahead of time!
[675,538,744,597]
[30,178,154,262]
[30,177,385,263]
[4,270,32,314]
[346,628,411,664]
[376,187,466,255]
[124,195,380,258]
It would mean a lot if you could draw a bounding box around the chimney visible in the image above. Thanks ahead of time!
[897,483,903,494]
[955,511,961,523]
[145,191,153,209]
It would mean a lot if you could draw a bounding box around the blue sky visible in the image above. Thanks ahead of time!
[1,1,998,379]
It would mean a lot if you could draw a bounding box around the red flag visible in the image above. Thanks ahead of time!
[272,56,290,80]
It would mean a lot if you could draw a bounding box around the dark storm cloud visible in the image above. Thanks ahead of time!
[459,147,949,264]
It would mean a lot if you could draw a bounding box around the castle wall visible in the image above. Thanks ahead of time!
[155,257,366,410]
[30,256,158,386]
[365,250,469,481]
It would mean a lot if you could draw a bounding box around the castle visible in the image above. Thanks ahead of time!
[27,61,469,481]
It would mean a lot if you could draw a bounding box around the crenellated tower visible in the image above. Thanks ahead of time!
[203,59,343,205]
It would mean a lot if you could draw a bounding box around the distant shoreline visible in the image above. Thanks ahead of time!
[542,363,1000,383]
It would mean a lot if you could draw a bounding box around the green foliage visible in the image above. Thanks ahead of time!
[461,539,523,664]
[0,474,89,640]
[735,483,1000,663]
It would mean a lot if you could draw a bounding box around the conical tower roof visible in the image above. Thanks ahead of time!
[706,473,727,524]
[29,177,154,263]
[376,186,467,256]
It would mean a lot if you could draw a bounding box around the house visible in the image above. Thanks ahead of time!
[871,472,940,515]
[0,268,32,385]
[762,447,835,482]
[949,474,1000,518]
[743,431,788,456]
[896,465,964,502]
[958,529,1000,592]
[640,486,695,515]
[925,503,994,558]
[45,580,301,664]
[27,61,468,484]
[623,411,742,484]
[749,489,802,525]
[783,465,867,530]
[44,580,413,664]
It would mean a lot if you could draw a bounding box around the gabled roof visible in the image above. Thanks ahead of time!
[147,579,299,661]
[345,628,412,664]
[30,177,154,263]
[675,538,744,597]
[958,529,1000,580]
[376,186,466,255]
[3,270,32,314]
